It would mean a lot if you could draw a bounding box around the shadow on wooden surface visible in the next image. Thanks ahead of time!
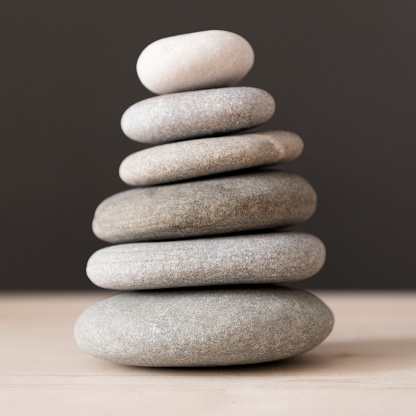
[97,337,416,377]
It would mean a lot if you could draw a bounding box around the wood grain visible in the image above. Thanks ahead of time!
[1,292,415,415]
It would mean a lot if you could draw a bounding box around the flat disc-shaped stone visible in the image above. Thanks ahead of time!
[74,287,334,367]
[120,87,275,144]
[119,131,303,186]
[92,169,317,243]
[87,232,325,290]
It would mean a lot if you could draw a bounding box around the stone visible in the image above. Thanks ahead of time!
[92,169,317,243]
[137,30,255,94]
[74,286,334,367]
[120,87,275,144]
[87,232,325,290]
[119,131,304,186]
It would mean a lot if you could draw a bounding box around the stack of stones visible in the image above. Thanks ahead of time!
[75,30,334,367]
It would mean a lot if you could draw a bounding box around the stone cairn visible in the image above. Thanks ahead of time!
[75,30,334,367]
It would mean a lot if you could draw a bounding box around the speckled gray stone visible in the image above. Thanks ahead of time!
[137,30,255,94]
[74,286,334,367]
[87,232,325,290]
[119,131,303,186]
[120,87,275,144]
[92,169,317,243]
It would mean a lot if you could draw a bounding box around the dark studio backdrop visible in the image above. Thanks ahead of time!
[1,0,415,290]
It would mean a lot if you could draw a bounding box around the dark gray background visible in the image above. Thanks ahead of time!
[1,0,415,290]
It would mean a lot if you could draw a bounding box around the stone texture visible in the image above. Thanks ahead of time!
[92,169,317,243]
[119,131,303,186]
[137,30,255,94]
[87,232,325,290]
[74,286,334,367]
[120,87,275,144]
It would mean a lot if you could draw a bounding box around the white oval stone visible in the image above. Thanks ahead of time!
[119,131,303,186]
[137,30,255,94]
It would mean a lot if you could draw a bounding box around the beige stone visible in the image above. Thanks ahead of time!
[120,131,303,186]
[92,168,317,243]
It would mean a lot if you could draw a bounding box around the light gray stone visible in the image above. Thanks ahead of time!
[120,87,275,144]
[119,131,303,186]
[74,286,334,367]
[92,169,317,243]
[137,30,255,94]
[87,232,325,290]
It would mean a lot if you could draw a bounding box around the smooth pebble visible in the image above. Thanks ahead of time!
[137,30,255,94]
[74,286,334,367]
[92,168,317,243]
[120,87,275,144]
[87,232,325,290]
[120,131,303,186]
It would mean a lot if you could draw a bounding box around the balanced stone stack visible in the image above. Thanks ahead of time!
[75,30,334,367]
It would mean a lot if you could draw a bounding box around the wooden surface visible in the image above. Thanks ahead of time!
[1,292,415,415]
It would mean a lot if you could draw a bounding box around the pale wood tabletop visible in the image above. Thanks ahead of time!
[1,291,415,415]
